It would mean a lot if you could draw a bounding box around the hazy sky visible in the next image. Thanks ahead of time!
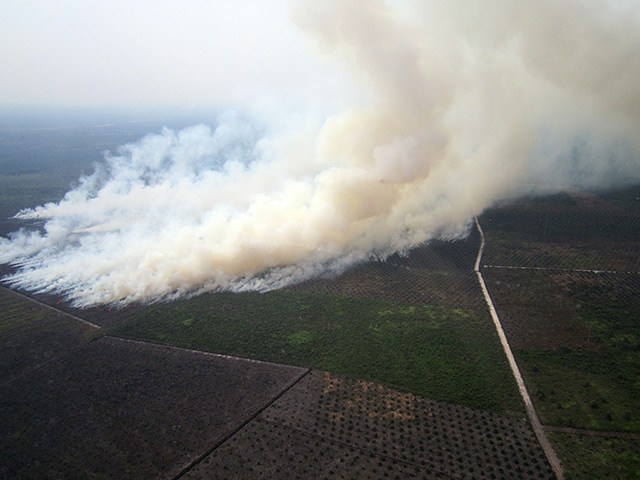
[0,0,335,109]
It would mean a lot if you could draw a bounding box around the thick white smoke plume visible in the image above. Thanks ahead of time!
[1,0,640,306]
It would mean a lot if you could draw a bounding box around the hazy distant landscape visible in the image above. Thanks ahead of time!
[1,110,639,478]
[0,107,221,237]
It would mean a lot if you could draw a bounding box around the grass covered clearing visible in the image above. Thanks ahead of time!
[548,432,640,480]
[113,289,522,413]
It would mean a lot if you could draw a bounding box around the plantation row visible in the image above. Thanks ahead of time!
[186,371,554,480]
[1,334,306,479]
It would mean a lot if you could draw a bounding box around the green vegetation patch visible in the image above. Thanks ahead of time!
[548,432,640,480]
[113,290,522,413]
[566,278,640,353]
[514,273,640,432]
[518,350,640,432]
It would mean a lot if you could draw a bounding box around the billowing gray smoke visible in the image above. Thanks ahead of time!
[1,0,639,306]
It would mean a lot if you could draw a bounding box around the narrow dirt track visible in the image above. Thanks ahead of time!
[483,265,640,275]
[474,217,565,480]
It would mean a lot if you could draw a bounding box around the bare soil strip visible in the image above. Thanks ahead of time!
[483,265,640,275]
[543,426,640,440]
[474,217,565,480]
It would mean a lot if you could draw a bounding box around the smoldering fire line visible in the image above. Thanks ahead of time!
[1,0,639,306]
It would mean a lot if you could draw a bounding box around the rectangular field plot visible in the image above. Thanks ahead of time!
[111,229,521,413]
[290,267,487,312]
[480,187,640,270]
[0,336,306,479]
[484,269,640,433]
[482,269,601,351]
[186,371,554,480]
[518,350,640,432]
[0,287,101,384]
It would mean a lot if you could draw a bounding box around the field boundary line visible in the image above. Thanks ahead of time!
[543,425,640,440]
[0,284,102,330]
[106,334,311,370]
[482,265,640,275]
[474,217,565,480]
[171,367,311,480]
